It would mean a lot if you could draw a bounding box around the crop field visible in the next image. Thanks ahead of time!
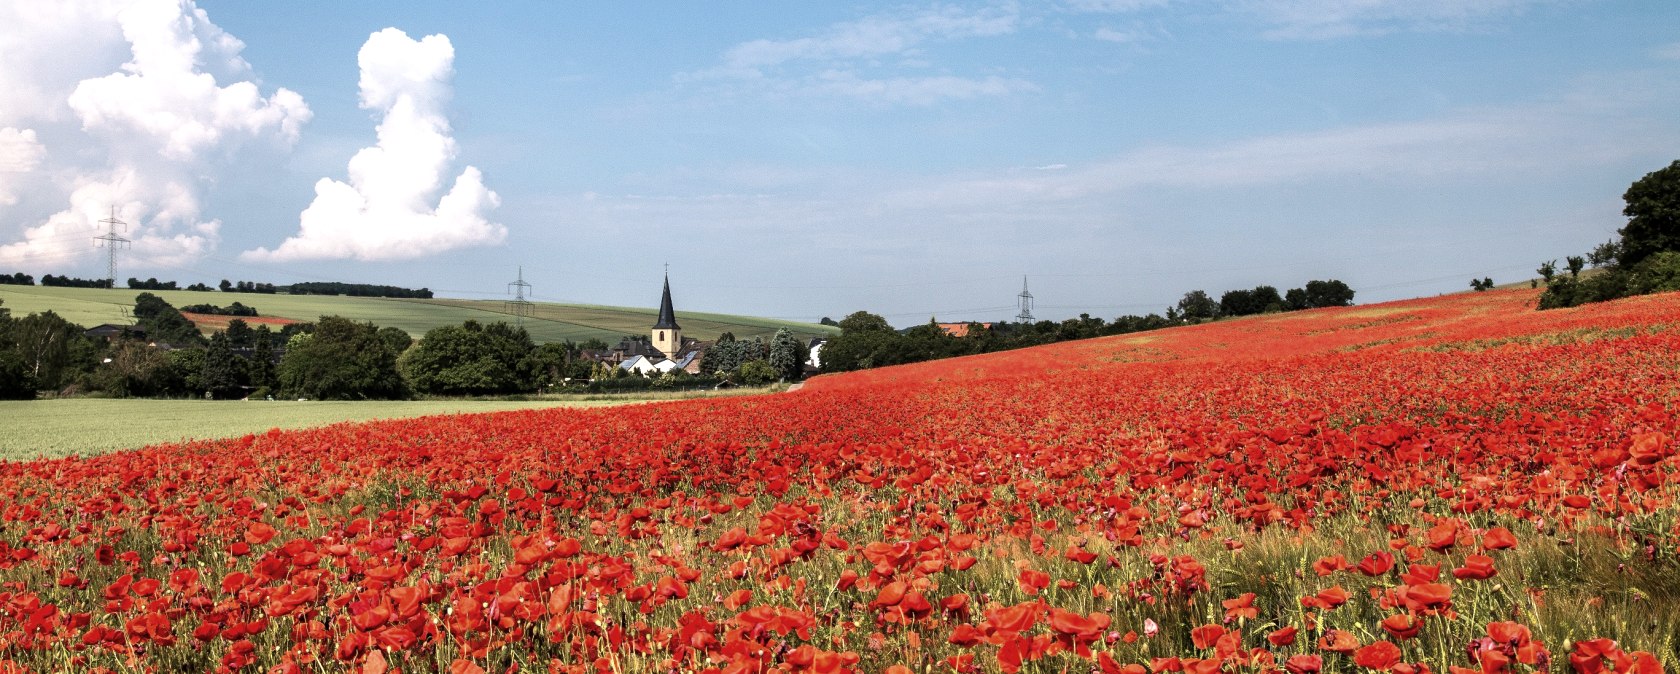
[1,287,1678,673]
[0,285,837,343]
[0,399,619,460]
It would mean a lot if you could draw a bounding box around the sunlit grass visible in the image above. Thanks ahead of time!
[0,398,621,459]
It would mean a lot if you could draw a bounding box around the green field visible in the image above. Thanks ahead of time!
[0,398,620,459]
[0,285,837,343]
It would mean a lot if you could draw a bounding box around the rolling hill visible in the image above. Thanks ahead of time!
[0,285,838,343]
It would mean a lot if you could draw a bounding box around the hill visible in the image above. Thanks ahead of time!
[2,286,1677,671]
[0,285,837,343]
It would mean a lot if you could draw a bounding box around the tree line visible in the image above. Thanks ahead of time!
[2,273,437,299]
[287,281,434,299]
[695,331,807,384]
[1532,159,1680,309]
[40,275,112,288]
[178,302,259,317]
[0,292,771,400]
[819,279,1353,373]
[127,277,178,290]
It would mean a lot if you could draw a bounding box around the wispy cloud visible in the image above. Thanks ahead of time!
[718,5,1018,73]
[683,4,1028,106]
[570,71,1680,274]
[1654,42,1680,61]
[1093,26,1144,43]
[1066,0,1173,12]
[810,71,1036,106]
[1068,0,1560,40]
[1238,0,1560,40]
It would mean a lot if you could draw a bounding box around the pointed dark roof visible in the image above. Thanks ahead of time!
[653,274,680,330]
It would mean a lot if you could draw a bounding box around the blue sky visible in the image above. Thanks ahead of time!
[1,1,1677,324]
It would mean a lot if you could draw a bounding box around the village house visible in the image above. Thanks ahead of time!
[937,322,992,338]
[590,274,711,376]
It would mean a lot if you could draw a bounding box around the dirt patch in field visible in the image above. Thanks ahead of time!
[182,312,299,332]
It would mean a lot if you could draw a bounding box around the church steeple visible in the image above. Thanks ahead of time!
[652,271,682,358]
[654,273,680,330]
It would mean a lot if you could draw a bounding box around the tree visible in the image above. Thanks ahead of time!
[378,326,414,356]
[92,341,177,397]
[10,310,94,391]
[821,312,907,373]
[1625,250,1680,296]
[133,293,204,346]
[1618,159,1680,268]
[278,316,405,400]
[201,331,247,399]
[838,311,893,334]
[737,359,777,386]
[249,325,278,392]
[1537,260,1557,283]
[1588,240,1620,267]
[224,319,254,348]
[1177,290,1219,322]
[1566,256,1586,278]
[0,300,35,399]
[399,321,534,395]
[904,320,964,361]
[1220,286,1283,317]
[1302,280,1355,308]
[525,342,572,390]
[768,328,804,381]
[1285,287,1310,310]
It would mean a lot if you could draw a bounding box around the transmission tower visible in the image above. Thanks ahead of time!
[505,266,534,326]
[1015,276,1035,322]
[93,206,130,288]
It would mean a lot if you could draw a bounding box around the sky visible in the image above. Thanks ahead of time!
[1,1,1677,325]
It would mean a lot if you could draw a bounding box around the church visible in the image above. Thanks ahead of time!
[594,274,708,375]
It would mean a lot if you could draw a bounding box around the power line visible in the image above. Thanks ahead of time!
[1015,276,1035,322]
[505,266,534,327]
[93,207,131,287]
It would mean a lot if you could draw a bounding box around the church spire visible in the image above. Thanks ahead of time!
[653,272,680,330]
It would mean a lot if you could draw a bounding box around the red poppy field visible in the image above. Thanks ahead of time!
[3,288,1680,673]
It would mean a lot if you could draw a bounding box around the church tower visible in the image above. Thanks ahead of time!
[652,272,682,358]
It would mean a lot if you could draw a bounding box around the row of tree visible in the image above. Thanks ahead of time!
[40,275,112,288]
[1536,160,1680,309]
[697,331,807,383]
[1,291,712,400]
[127,277,179,290]
[819,279,1355,373]
[178,302,259,317]
[288,282,434,299]
[1170,279,1355,322]
[220,280,279,293]
[1,271,437,301]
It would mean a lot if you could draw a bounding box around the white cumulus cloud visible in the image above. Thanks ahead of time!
[0,0,309,273]
[0,128,46,205]
[243,28,504,262]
